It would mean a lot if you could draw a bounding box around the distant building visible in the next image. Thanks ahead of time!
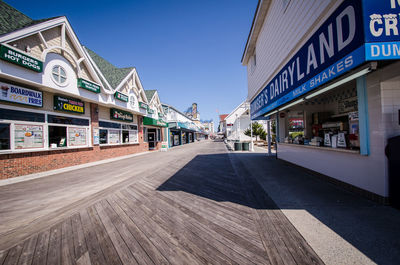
[218,114,228,137]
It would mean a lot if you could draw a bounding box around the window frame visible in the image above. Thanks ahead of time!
[0,105,91,154]
[98,119,139,146]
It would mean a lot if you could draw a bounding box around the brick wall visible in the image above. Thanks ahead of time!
[0,104,159,180]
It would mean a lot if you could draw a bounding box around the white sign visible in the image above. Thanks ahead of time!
[0,82,42,107]
[14,124,44,149]
[68,127,87,146]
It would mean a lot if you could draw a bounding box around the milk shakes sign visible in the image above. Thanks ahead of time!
[0,82,42,107]
[364,0,400,60]
[251,0,364,119]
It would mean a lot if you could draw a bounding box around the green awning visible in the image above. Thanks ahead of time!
[143,116,168,127]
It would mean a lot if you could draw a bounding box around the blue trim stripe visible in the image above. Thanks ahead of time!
[357,75,370,155]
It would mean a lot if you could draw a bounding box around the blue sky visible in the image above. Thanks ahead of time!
[7,0,257,129]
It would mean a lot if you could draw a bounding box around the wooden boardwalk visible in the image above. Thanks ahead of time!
[0,144,324,265]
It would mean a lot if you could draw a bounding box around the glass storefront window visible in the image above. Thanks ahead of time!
[109,130,120,144]
[0,123,10,150]
[68,127,87,146]
[49,126,67,147]
[14,124,44,149]
[99,129,108,144]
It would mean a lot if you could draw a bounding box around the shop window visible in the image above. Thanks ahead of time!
[49,126,67,148]
[68,127,87,146]
[280,83,359,151]
[99,121,121,129]
[52,65,67,86]
[157,128,161,142]
[0,108,45,122]
[122,130,129,143]
[143,127,148,142]
[14,124,44,149]
[99,129,108,144]
[48,115,89,126]
[0,123,10,150]
[108,130,120,144]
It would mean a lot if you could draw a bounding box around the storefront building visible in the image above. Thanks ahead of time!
[162,103,202,147]
[243,0,400,202]
[142,90,168,150]
[0,3,151,179]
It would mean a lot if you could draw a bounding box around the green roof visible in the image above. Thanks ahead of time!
[85,47,134,89]
[145,90,157,102]
[0,1,59,36]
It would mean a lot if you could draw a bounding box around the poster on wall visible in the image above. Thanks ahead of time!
[93,128,99,145]
[109,130,120,144]
[68,127,87,146]
[129,131,138,143]
[14,124,44,149]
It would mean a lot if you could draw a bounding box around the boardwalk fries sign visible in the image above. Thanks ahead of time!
[54,95,85,114]
[0,81,42,107]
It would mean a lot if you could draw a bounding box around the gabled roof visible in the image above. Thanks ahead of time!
[85,47,134,89]
[0,1,59,36]
[144,90,156,102]
[219,114,228,121]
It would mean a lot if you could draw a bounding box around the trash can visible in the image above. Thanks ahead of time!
[385,135,400,209]
[234,142,242,151]
[242,142,249,151]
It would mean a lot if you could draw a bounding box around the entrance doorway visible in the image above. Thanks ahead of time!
[148,130,156,150]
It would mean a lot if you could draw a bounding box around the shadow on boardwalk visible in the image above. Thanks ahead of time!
[157,152,400,265]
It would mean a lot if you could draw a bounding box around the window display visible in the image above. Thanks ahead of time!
[282,83,359,151]
[49,126,67,148]
[109,130,120,144]
[68,127,87,146]
[14,124,44,149]
[0,123,10,150]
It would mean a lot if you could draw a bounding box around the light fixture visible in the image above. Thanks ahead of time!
[264,110,278,118]
[279,98,304,111]
[305,67,371,100]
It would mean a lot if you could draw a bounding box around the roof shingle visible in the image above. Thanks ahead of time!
[145,90,156,102]
[85,47,134,89]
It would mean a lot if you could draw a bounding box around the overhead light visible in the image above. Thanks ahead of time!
[305,67,371,100]
[264,110,278,117]
[279,98,304,111]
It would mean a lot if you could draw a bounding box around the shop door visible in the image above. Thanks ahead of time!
[148,132,156,149]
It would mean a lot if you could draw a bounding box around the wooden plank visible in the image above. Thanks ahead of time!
[101,199,154,265]
[61,218,76,265]
[47,222,62,265]
[71,213,88,261]
[138,181,263,250]
[117,190,203,265]
[17,234,38,265]
[31,229,50,265]
[79,209,107,265]
[86,206,123,265]
[3,242,23,265]
[129,186,267,265]
[75,252,91,265]
[0,250,9,265]
[106,194,169,265]
[94,201,138,265]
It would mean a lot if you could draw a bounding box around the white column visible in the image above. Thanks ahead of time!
[267,120,271,155]
[250,121,254,151]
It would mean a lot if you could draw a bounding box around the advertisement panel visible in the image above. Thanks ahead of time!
[250,0,365,119]
[54,96,85,114]
[0,82,42,107]
[77,78,101,93]
[14,124,44,149]
[110,108,133,122]
[0,44,43,72]
[114,91,128,102]
[68,127,87,146]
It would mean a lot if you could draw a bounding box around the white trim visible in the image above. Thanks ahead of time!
[61,24,66,49]
[37,32,48,49]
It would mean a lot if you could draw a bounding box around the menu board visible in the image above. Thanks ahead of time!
[14,124,44,149]
[68,127,87,146]
[129,131,138,143]
[109,130,120,144]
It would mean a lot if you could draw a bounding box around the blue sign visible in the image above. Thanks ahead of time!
[365,41,400,60]
[251,0,364,119]
[362,0,400,43]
